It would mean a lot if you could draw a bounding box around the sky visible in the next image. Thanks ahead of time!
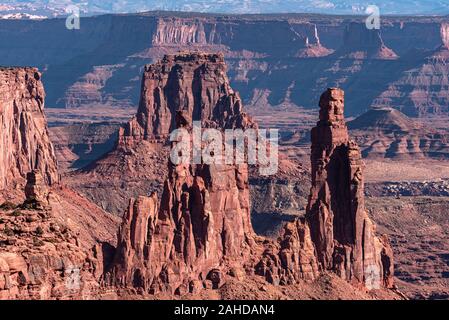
[1,0,449,16]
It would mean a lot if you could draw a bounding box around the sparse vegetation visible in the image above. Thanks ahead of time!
[35,226,44,236]
[10,210,22,217]
[33,237,44,247]
[21,198,41,210]
[3,226,14,237]
[0,201,16,211]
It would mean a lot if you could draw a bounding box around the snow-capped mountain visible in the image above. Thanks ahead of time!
[0,0,448,18]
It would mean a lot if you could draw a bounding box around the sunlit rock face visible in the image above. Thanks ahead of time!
[0,67,58,190]
[306,88,394,289]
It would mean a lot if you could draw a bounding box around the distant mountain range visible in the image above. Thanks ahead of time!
[1,0,449,18]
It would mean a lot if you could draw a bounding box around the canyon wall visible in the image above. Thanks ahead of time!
[1,14,447,117]
[0,67,119,300]
[0,67,58,190]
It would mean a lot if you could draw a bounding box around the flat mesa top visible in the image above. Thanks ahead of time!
[0,66,40,75]
[144,52,226,72]
[145,52,224,66]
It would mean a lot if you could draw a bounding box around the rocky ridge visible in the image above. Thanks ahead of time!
[348,107,449,159]
[0,67,120,300]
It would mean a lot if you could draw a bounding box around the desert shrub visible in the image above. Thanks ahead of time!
[3,226,14,237]
[33,237,44,247]
[9,210,22,217]
[0,201,16,211]
[35,226,44,236]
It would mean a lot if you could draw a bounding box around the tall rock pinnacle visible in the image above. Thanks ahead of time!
[106,53,256,294]
[119,52,253,147]
[441,23,449,49]
[0,67,59,190]
[306,88,394,289]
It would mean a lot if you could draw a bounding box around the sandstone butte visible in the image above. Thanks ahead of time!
[104,53,395,295]
[1,55,396,299]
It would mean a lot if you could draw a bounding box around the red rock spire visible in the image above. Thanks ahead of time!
[107,53,255,294]
[306,88,394,288]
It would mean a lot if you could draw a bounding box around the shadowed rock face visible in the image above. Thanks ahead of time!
[0,67,59,190]
[306,88,394,289]
[340,22,398,60]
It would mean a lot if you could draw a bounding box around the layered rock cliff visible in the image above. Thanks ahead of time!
[306,88,394,289]
[2,14,449,118]
[372,22,449,116]
[0,67,58,190]
[0,68,120,299]
[153,18,214,46]
[340,22,398,60]
[348,107,449,159]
